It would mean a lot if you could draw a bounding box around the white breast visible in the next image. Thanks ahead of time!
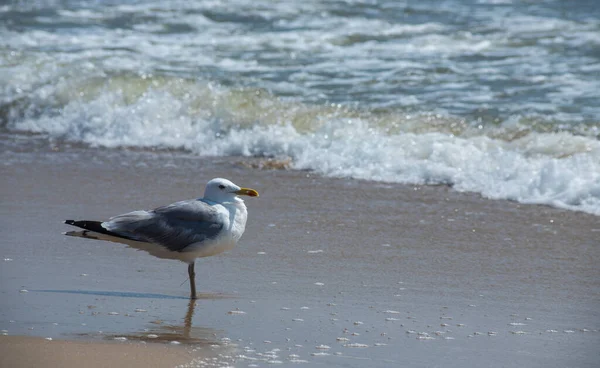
[229,200,248,242]
[181,199,248,261]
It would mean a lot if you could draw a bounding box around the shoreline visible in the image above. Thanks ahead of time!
[3,131,599,218]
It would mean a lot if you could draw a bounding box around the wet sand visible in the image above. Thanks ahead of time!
[1,142,599,367]
[0,335,198,368]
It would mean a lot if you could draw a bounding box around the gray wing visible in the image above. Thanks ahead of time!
[102,199,225,252]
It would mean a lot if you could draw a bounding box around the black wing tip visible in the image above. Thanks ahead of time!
[64,220,103,230]
[62,220,141,243]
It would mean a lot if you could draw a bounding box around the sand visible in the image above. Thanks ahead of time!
[1,141,599,367]
[0,335,198,368]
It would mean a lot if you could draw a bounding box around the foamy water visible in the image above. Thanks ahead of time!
[1,0,599,215]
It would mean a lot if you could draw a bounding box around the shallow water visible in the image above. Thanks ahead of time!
[1,144,599,367]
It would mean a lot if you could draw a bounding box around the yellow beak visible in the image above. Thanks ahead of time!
[235,188,259,197]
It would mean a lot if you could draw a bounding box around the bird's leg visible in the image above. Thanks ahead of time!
[188,262,197,300]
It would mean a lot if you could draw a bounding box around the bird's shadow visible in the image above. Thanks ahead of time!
[33,289,231,300]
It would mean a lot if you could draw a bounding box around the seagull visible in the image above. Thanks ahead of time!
[64,178,259,299]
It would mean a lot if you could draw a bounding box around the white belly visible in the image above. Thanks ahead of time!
[183,236,237,260]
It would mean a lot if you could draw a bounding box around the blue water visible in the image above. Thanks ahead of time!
[1,0,599,214]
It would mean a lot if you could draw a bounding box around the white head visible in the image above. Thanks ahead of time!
[203,178,259,203]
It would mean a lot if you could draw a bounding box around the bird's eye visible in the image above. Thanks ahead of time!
[218,184,226,189]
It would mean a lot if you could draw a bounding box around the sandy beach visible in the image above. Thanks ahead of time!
[0,335,200,368]
[1,141,599,367]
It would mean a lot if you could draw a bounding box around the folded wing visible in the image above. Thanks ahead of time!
[102,200,225,252]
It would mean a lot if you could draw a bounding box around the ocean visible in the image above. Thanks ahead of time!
[2,0,599,215]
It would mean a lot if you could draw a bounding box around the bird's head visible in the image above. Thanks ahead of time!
[204,178,259,202]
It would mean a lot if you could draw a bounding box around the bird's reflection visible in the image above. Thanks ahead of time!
[103,297,226,345]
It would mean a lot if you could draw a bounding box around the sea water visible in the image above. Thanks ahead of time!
[1,0,599,214]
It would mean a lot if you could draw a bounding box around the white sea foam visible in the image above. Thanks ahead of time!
[8,78,600,216]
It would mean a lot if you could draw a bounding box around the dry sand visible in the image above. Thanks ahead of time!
[1,142,599,367]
